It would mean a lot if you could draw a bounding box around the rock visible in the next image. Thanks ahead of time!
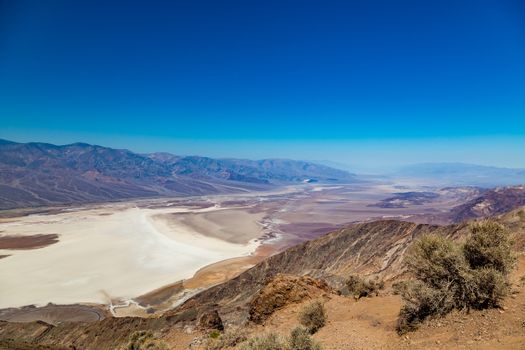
[248,274,332,324]
[183,325,194,334]
[198,310,224,331]
[189,337,203,349]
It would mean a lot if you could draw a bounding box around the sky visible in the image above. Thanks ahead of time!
[1,0,525,169]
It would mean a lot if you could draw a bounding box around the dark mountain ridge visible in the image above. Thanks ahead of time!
[0,139,356,210]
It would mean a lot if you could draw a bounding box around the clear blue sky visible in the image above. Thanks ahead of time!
[1,1,524,168]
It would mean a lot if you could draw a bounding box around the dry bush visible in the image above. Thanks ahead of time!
[465,267,508,309]
[346,275,384,299]
[238,332,287,350]
[397,220,514,333]
[404,234,468,289]
[464,220,515,274]
[204,327,247,350]
[126,331,167,350]
[298,300,326,334]
[288,326,322,350]
[392,280,411,295]
[396,280,455,334]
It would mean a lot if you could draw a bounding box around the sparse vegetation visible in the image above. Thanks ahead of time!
[171,307,198,322]
[238,332,288,350]
[126,331,167,350]
[346,275,384,299]
[464,220,515,274]
[397,220,515,333]
[209,330,221,339]
[298,300,326,334]
[288,326,322,350]
[238,327,323,350]
[204,327,247,350]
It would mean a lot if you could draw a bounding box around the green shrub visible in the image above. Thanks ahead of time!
[209,330,221,339]
[464,220,515,274]
[298,300,326,334]
[238,332,287,350]
[126,331,167,350]
[346,275,383,299]
[288,326,322,350]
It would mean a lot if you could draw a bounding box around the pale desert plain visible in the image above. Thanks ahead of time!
[0,182,477,321]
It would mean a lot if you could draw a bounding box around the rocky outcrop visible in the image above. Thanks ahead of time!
[248,274,332,323]
[198,310,224,331]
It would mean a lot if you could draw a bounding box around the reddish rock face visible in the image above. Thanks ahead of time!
[248,274,332,324]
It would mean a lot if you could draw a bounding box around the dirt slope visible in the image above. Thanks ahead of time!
[220,255,525,350]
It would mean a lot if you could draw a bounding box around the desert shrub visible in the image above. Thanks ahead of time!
[392,280,411,295]
[397,221,514,333]
[209,330,221,339]
[404,234,468,289]
[465,267,508,309]
[463,221,515,274]
[204,327,247,350]
[396,280,455,334]
[238,332,287,350]
[298,300,326,334]
[288,326,322,350]
[126,331,167,350]
[346,275,383,299]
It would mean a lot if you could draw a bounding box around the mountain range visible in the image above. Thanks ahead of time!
[0,139,356,210]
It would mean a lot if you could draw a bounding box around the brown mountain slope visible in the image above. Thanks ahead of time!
[449,185,525,222]
[175,220,465,323]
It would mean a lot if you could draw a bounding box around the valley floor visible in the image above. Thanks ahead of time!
[0,182,479,321]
